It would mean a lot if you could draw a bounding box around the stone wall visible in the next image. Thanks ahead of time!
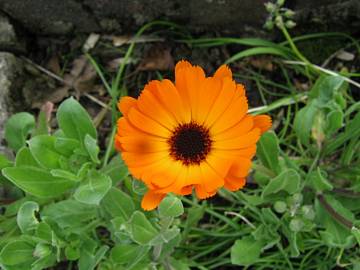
[0,0,359,36]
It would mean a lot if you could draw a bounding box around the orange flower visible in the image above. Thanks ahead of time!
[115,60,271,210]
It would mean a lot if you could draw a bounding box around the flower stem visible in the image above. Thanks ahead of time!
[317,193,353,229]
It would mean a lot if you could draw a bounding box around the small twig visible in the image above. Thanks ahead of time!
[225,211,256,229]
[332,188,360,198]
[83,93,111,110]
[283,60,360,89]
[21,56,64,83]
[22,56,111,111]
[317,193,353,229]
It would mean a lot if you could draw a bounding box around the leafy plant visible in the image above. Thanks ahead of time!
[0,97,187,270]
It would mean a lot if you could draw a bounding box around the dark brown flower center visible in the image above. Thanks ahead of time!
[168,122,212,165]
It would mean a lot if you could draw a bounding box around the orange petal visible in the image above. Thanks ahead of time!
[236,83,246,97]
[152,79,191,123]
[224,175,246,191]
[214,128,261,150]
[175,60,192,75]
[215,145,257,159]
[204,77,237,127]
[118,96,137,116]
[253,115,272,134]
[206,153,232,178]
[214,64,232,79]
[213,115,254,140]
[127,107,171,138]
[114,135,123,152]
[130,157,177,184]
[118,136,168,153]
[117,117,156,138]
[177,185,193,195]
[184,66,205,116]
[141,190,166,211]
[210,95,248,134]
[199,162,224,192]
[154,163,188,193]
[137,81,178,129]
[193,77,222,124]
[146,160,181,189]
[121,151,169,168]
[229,158,252,178]
[178,65,206,119]
[195,184,216,199]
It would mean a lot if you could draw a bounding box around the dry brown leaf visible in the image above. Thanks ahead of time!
[335,50,355,61]
[106,57,137,71]
[40,101,54,122]
[46,55,61,75]
[110,35,165,47]
[294,79,309,92]
[83,33,100,52]
[138,45,174,71]
[249,56,274,71]
[30,86,70,109]
[111,35,131,47]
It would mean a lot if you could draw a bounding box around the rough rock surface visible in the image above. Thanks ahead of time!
[1,0,359,36]
[0,12,25,53]
[0,52,23,155]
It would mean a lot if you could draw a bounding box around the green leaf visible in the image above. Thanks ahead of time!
[65,245,80,261]
[231,236,264,266]
[36,222,53,242]
[5,112,35,152]
[225,46,292,64]
[351,227,360,247]
[74,170,112,205]
[33,243,51,258]
[294,100,318,145]
[127,211,158,245]
[57,97,97,143]
[50,169,80,182]
[101,155,129,184]
[0,154,12,168]
[41,200,96,229]
[256,131,281,174]
[324,111,360,155]
[309,168,333,192]
[54,137,80,157]
[0,240,35,265]
[28,135,64,169]
[110,244,143,264]
[101,187,135,219]
[149,227,180,245]
[33,111,49,136]
[2,166,75,198]
[84,134,100,164]
[17,201,40,233]
[316,197,354,248]
[78,245,109,270]
[159,195,184,217]
[31,254,56,270]
[325,109,343,136]
[262,169,301,197]
[15,147,40,167]
[309,75,344,105]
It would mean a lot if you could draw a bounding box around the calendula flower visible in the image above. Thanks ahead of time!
[115,60,271,210]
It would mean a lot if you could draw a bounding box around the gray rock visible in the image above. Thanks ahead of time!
[0,52,23,155]
[0,0,359,35]
[0,0,100,35]
[0,12,24,53]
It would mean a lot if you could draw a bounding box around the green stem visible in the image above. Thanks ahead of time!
[102,126,116,168]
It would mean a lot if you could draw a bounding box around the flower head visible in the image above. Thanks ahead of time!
[115,60,271,210]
